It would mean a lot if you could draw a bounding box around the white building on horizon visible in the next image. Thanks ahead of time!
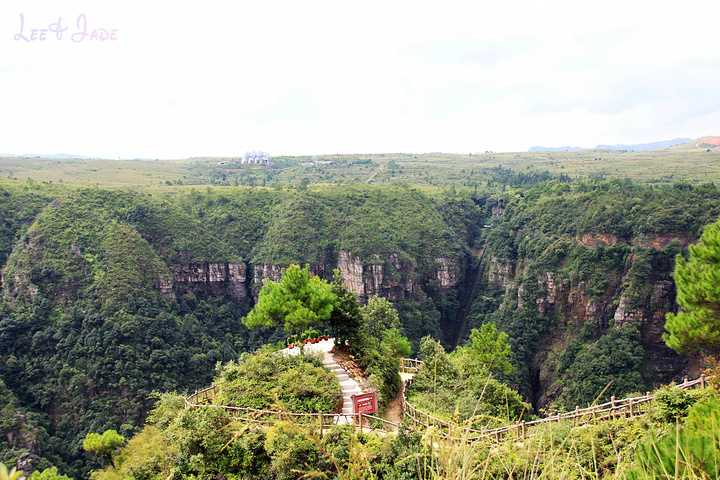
[242,151,270,164]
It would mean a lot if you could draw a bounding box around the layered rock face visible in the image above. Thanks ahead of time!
[170,263,248,300]
[252,251,464,303]
[488,257,514,287]
[488,241,688,409]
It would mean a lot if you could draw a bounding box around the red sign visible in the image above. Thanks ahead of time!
[352,392,378,414]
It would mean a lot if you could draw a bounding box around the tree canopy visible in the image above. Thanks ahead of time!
[327,270,363,347]
[360,294,401,341]
[451,323,514,375]
[664,219,720,354]
[83,430,125,468]
[243,264,338,336]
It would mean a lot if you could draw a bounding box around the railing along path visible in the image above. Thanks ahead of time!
[185,358,709,443]
[400,361,709,442]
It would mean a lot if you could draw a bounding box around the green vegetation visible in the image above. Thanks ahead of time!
[664,217,720,354]
[0,463,24,480]
[555,326,647,410]
[328,270,363,347]
[85,370,720,479]
[5,139,720,189]
[408,336,531,428]
[461,178,720,410]
[214,347,341,413]
[452,323,514,375]
[1,145,720,477]
[28,467,73,480]
[627,396,720,479]
[82,431,125,468]
[244,264,338,340]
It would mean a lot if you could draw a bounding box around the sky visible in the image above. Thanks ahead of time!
[1,0,719,159]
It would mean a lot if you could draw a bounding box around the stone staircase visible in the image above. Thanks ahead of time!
[282,339,363,425]
[322,351,362,424]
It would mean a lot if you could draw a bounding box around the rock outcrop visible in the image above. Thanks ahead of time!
[487,257,513,287]
[435,257,460,288]
[171,263,248,300]
[251,252,463,303]
[495,244,688,409]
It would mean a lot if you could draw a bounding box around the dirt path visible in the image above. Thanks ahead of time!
[384,388,404,425]
[366,165,384,183]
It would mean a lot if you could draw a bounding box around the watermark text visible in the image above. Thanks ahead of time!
[14,14,118,43]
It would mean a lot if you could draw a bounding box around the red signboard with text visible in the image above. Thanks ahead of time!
[352,391,378,414]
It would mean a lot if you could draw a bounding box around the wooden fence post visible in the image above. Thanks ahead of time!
[701,374,706,389]
[611,396,616,419]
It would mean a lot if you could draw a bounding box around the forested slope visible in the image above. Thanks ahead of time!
[0,181,476,477]
[466,180,720,410]
[0,176,718,477]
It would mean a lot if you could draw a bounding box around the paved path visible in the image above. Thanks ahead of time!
[281,339,361,425]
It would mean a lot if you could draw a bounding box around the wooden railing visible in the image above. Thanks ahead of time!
[185,384,218,407]
[184,385,399,433]
[401,358,424,373]
[185,358,709,444]
[401,371,710,443]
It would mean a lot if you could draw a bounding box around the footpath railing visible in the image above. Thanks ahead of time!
[185,358,709,443]
[401,363,709,442]
[401,358,424,374]
[184,384,399,434]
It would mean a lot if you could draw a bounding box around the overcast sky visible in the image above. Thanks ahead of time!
[1,0,719,159]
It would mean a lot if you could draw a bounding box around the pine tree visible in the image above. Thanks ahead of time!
[664,220,720,354]
[243,264,338,338]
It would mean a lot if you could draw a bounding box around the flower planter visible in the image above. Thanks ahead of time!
[324,335,329,340]
[310,338,317,344]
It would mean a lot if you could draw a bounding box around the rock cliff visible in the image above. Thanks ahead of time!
[171,263,248,300]
[478,233,690,410]
[252,251,464,303]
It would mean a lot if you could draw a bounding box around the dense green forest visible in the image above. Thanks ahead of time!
[0,147,719,478]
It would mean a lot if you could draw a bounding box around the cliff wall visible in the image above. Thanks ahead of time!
[474,232,689,411]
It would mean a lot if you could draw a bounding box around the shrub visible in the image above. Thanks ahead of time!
[214,347,341,413]
[651,386,706,423]
[264,421,327,480]
[628,395,720,479]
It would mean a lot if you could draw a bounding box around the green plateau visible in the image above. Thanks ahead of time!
[1,138,720,479]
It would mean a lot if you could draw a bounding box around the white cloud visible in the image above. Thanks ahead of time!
[0,0,719,158]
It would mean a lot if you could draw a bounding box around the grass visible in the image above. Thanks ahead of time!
[2,138,719,190]
[0,157,191,188]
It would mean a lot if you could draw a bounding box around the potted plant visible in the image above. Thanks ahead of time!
[310,329,318,344]
[324,328,330,341]
[302,331,309,345]
[287,336,293,349]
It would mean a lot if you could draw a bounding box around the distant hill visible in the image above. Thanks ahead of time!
[529,137,692,152]
[527,146,586,152]
[0,152,103,160]
[696,136,720,148]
